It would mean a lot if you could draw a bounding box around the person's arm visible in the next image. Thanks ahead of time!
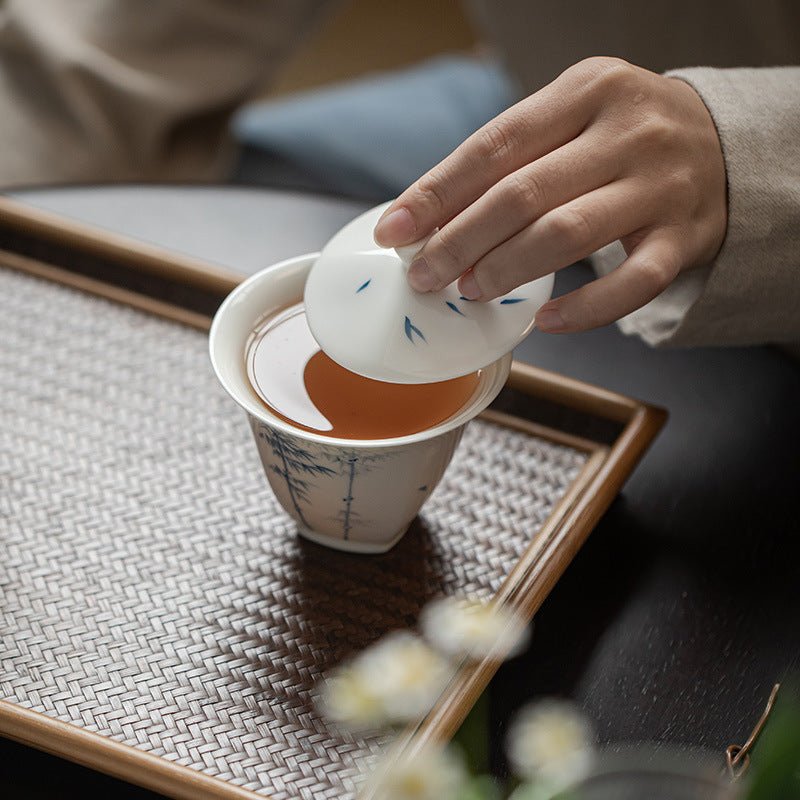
[597,66,800,349]
[374,58,800,349]
[0,0,333,188]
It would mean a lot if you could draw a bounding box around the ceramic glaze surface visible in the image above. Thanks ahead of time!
[304,202,554,383]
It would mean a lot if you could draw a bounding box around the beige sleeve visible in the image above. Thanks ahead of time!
[0,0,334,188]
[591,66,800,351]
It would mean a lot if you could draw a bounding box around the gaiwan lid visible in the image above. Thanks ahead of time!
[304,202,553,384]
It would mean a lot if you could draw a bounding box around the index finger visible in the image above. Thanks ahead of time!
[373,61,605,247]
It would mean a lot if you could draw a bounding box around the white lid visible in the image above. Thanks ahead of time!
[304,202,553,383]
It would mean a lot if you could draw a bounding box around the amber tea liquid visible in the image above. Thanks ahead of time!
[246,304,481,439]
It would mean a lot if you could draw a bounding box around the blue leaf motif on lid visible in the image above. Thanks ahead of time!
[459,296,476,302]
[499,297,526,304]
[445,301,466,316]
[404,316,427,344]
[356,279,371,293]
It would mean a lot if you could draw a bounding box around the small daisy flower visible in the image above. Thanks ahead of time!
[319,632,453,730]
[420,596,531,661]
[506,699,594,788]
[366,745,467,800]
[319,663,387,730]
[356,631,453,722]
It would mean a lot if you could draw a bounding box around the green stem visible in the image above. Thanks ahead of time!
[454,687,490,775]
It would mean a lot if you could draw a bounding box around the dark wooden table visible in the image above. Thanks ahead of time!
[3,186,799,797]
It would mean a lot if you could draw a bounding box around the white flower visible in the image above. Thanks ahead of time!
[506,699,594,788]
[357,631,453,722]
[366,745,467,800]
[420,596,531,661]
[319,632,452,729]
[319,663,387,730]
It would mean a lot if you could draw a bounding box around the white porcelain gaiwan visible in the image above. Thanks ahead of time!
[209,254,512,554]
[304,201,554,383]
[210,203,551,554]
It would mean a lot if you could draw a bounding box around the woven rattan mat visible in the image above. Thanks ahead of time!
[0,265,588,799]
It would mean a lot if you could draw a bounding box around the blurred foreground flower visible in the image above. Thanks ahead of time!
[320,632,452,730]
[420,596,530,661]
[320,663,387,731]
[366,745,467,800]
[506,699,594,789]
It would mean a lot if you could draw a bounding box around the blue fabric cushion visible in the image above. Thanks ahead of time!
[232,55,518,200]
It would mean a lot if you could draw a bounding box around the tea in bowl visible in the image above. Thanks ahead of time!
[209,254,511,554]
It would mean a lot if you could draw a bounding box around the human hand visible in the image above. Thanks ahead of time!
[373,57,727,333]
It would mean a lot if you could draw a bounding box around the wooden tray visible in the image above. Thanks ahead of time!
[0,194,665,799]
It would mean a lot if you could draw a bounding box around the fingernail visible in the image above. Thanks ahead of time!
[458,270,482,300]
[407,257,438,292]
[535,306,566,332]
[374,207,416,246]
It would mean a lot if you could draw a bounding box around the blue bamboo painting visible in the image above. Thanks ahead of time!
[257,422,397,540]
[326,450,392,539]
[342,456,357,538]
[459,295,525,304]
[257,426,335,527]
[446,301,466,316]
[404,315,426,344]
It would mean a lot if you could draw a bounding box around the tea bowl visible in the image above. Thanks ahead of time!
[209,254,512,553]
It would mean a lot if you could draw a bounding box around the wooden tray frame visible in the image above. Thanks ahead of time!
[0,193,666,799]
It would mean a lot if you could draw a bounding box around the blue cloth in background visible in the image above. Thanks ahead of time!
[231,55,519,201]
